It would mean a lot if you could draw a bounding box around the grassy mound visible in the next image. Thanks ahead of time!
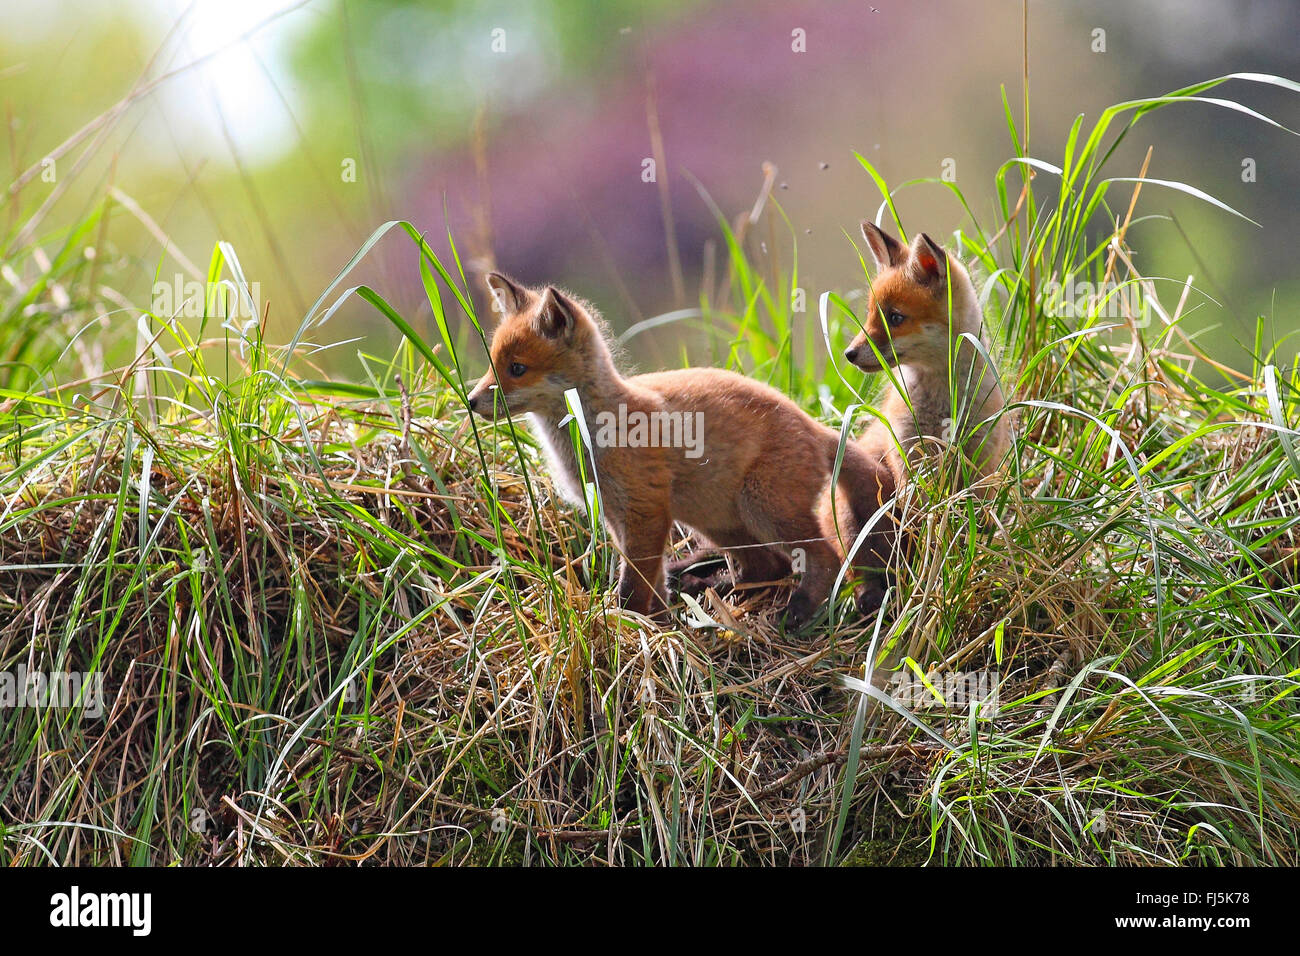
[1,74,1297,866]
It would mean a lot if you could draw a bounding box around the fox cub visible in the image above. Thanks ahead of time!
[467,273,892,625]
[845,222,1009,497]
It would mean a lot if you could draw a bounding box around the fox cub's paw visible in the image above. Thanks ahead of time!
[780,591,817,631]
[854,578,888,617]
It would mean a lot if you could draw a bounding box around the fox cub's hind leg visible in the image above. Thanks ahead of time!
[833,503,894,616]
[851,538,892,615]
[709,530,792,588]
[614,507,672,621]
[841,461,898,617]
[781,538,841,628]
[729,543,792,585]
[730,470,837,629]
[735,490,836,629]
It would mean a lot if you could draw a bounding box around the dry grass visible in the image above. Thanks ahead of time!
[2,365,1294,865]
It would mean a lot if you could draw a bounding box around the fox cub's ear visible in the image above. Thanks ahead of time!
[485,272,529,316]
[860,220,906,272]
[536,287,579,342]
[908,233,949,286]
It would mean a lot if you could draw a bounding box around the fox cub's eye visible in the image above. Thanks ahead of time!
[508,362,528,378]
[886,309,905,328]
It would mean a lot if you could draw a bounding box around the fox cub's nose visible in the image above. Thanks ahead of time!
[844,346,860,363]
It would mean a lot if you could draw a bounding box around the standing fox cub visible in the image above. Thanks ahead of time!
[846,222,1009,497]
[467,273,892,625]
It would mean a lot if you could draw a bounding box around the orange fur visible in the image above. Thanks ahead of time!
[468,274,892,625]
[847,223,1010,494]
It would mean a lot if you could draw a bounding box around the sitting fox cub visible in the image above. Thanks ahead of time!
[467,273,891,625]
[846,222,1009,497]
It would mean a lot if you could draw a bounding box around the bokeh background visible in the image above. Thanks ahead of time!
[3,0,1297,374]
